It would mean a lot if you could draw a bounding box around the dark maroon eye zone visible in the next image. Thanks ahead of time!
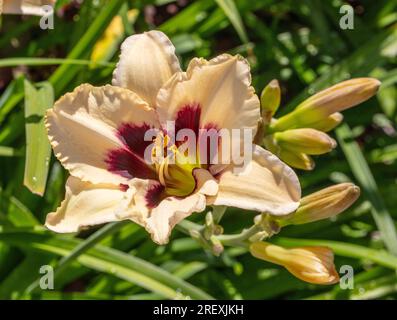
[174,103,201,146]
[117,123,153,158]
[175,103,201,136]
[105,122,157,180]
[145,182,166,208]
[174,103,221,164]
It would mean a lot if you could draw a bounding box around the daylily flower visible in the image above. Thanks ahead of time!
[0,0,55,16]
[45,31,301,244]
[250,241,339,285]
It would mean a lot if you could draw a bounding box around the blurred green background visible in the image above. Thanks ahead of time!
[0,0,396,300]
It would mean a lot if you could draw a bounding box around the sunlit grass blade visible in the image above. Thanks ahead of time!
[7,196,39,227]
[0,228,214,300]
[0,76,24,124]
[0,146,22,157]
[307,267,393,300]
[23,80,54,196]
[25,221,128,294]
[0,253,53,299]
[0,58,115,68]
[159,0,214,34]
[336,123,397,255]
[214,0,249,43]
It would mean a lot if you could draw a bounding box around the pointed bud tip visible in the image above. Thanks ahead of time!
[269,79,280,88]
[333,112,344,121]
[369,78,382,90]
[343,182,360,195]
[330,138,337,149]
[261,79,281,119]
[350,185,361,197]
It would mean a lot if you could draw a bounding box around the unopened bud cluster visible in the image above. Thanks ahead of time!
[258,78,381,170]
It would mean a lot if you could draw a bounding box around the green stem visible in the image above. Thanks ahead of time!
[218,224,262,247]
[212,205,227,224]
[176,219,203,235]
[178,219,261,249]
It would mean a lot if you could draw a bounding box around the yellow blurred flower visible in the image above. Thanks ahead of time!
[90,9,139,68]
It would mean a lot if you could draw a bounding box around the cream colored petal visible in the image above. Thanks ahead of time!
[117,171,216,245]
[1,0,55,15]
[114,178,154,224]
[46,84,159,185]
[209,145,301,215]
[112,31,181,107]
[157,54,260,133]
[45,176,126,233]
[146,193,207,245]
[193,168,218,196]
[119,177,207,245]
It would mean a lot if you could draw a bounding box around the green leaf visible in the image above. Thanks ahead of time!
[0,76,24,124]
[0,58,115,68]
[214,0,249,43]
[7,196,39,227]
[336,123,397,255]
[49,0,125,94]
[25,221,128,293]
[0,228,214,300]
[0,253,53,299]
[23,80,54,196]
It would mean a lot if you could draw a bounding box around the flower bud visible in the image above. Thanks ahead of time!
[279,183,360,226]
[279,149,314,170]
[306,112,344,132]
[274,128,337,155]
[271,78,381,131]
[260,79,281,122]
[250,242,339,285]
[263,135,314,170]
